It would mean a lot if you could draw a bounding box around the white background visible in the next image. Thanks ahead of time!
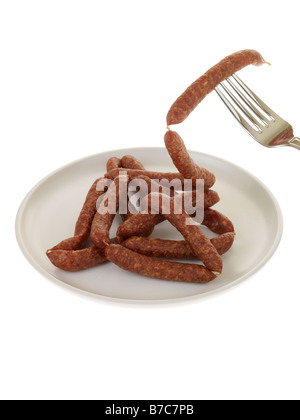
[1,0,300,400]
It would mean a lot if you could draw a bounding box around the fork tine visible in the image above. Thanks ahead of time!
[215,86,262,139]
[232,74,279,120]
[219,82,263,131]
[226,78,269,126]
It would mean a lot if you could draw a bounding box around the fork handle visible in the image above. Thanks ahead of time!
[288,137,300,150]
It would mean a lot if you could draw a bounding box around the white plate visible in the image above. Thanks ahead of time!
[16,148,283,303]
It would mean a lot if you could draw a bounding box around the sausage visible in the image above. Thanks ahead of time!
[46,247,107,272]
[120,174,155,222]
[117,175,167,239]
[74,177,107,238]
[131,176,220,212]
[106,168,186,183]
[90,213,115,249]
[131,174,180,202]
[50,236,86,252]
[119,159,149,219]
[46,237,121,271]
[106,157,122,173]
[105,244,217,284]
[117,213,164,240]
[121,155,145,170]
[106,169,196,189]
[167,49,266,125]
[117,202,230,240]
[120,208,133,222]
[131,181,219,210]
[50,177,106,251]
[91,175,128,249]
[129,174,209,217]
[203,189,220,209]
[202,209,235,234]
[183,189,219,220]
[123,232,235,259]
[118,175,152,225]
[117,190,211,240]
[107,168,215,190]
[164,130,216,188]
[145,193,223,273]
[119,199,155,239]
[120,195,137,222]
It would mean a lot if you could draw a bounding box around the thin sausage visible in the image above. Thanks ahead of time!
[120,196,137,222]
[50,177,106,251]
[117,186,213,240]
[106,157,122,173]
[46,247,107,272]
[167,49,266,125]
[117,175,172,240]
[134,186,220,210]
[145,193,223,273]
[50,236,86,252]
[117,203,231,240]
[74,177,107,238]
[203,189,220,208]
[119,175,160,231]
[105,244,217,284]
[106,169,197,189]
[121,155,145,170]
[164,130,216,188]
[202,209,235,234]
[91,175,128,249]
[123,232,235,260]
[117,213,164,240]
[90,213,115,249]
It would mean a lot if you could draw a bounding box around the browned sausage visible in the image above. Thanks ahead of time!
[122,175,153,221]
[129,174,210,217]
[117,203,231,240]
[133,185,219,211]
[167,49,266,125]
[50,236,86,252]
[117,175,168,239]
[203,190,220,208]
[105,244,217,284]
[164,130,216,188]
[121,155,145,170]
[144,193,223,273]
[119,195,138,222]
[74,178,107,238]
[119,174,155,224]
[50,177,106,251]
[119,197,155,239]
[118,174,171,233]
[123,232,235,259]
[117,213,164,240]
[117,180,210,239]
[106,169,197,189]
[131,177,219,211]
[90,213,115,249]
[120,208,134,222]
[46,247,107,272]
[202,209,235,234]
[91,175,128,249]
[106,157,122,173]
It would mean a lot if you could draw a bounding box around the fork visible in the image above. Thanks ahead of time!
[215,74,300,150]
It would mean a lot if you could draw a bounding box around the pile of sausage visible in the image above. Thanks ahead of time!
[47,49,266,284]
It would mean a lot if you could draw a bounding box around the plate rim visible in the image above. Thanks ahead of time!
[15,147,284,304]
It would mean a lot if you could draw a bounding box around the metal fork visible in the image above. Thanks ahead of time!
[215,74,300,150]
